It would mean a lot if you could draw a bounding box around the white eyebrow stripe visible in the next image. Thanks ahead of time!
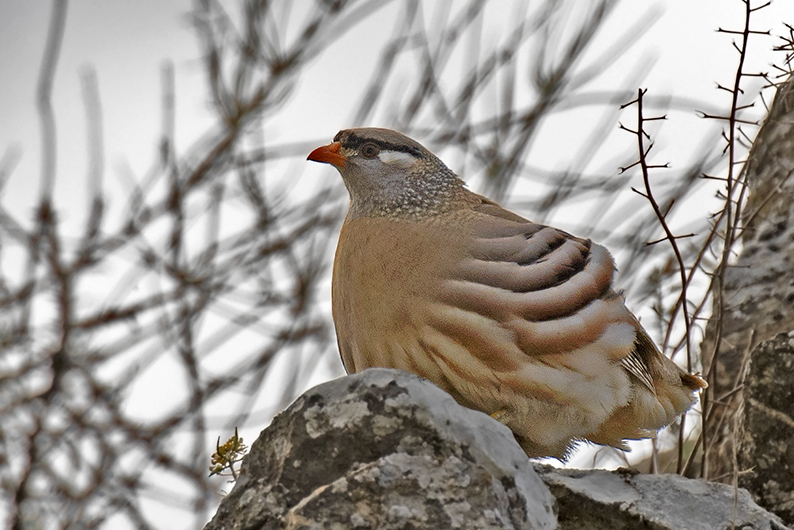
[378,150,417,167]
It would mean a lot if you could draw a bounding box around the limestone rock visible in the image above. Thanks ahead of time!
[739,331,794,522]
[203,368,788,529]
[535,465,788,530]
[203,368,556,529]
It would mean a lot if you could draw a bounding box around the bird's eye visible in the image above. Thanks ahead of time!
[360,143,380,159]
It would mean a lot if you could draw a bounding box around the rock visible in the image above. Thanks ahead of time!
[534,465,789,529]
[739,331,794,523]
[203,368,556,530]
[203,368,788,530]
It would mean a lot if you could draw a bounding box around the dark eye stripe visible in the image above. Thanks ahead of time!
[337,133,422,157]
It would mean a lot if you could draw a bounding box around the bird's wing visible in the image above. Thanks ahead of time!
[461,198,703,388]
[439,198,638,361]
[460,198,704,388]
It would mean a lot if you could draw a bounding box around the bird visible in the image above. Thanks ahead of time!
[307,127,707,459]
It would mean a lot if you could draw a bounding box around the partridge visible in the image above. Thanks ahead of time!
[307,128,706,459]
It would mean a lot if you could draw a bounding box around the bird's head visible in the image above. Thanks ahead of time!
[307,128,465,218]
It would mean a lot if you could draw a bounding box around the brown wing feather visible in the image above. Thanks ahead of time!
[468,195,707,393]
[622,333,656,392]
[440,196,628,358]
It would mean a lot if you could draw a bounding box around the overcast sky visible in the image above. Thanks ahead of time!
[1,0,787,226]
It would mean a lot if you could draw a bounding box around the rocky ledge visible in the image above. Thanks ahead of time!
[203,368,788,530]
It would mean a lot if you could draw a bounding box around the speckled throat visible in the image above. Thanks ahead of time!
[351,164,469,219]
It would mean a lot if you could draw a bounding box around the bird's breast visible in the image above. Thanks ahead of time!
[333,216,458,314]
[331,214,469,372]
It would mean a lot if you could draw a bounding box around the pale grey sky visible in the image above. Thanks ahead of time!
[1,0,786,224]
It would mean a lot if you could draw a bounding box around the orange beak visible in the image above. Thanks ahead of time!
[307,141,346,168]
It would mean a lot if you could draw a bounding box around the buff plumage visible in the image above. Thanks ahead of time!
[308,128,706,458]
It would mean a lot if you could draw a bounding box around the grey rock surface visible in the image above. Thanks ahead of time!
[535,464,789,530]
[203,368,788,530]
[204,368,556,530]
[739,331,794,523]
[698,72,794,483]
